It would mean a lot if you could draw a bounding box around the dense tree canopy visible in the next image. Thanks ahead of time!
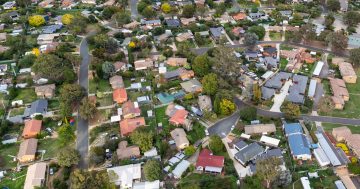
[182,4,196,18]
[130,127,154,151]
[248,26,266,40]
[79,97,97,120]
[349,48,360,66]
[71,169,116,189]
[256,157,283,188]
[143,160,162,181]
[29,15,45,27]
[209,136,225,155]
[244,33,258,47]
[327,0,340,12]
[58,124,76,147]
[282,101,301,120]
[57,148,80,167]
[192,54,211,77]
[32,54,68,81]
[202,73,218,96]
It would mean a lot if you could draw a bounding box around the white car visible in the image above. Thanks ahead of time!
[205,129,209,136]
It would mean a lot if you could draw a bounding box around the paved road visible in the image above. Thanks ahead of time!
[130,0,139,19]
[77,39,90,169]
[208,112,240,138]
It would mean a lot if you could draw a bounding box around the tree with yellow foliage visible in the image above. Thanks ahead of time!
[128,41,136,48]
[28,15,45,27]
[32,48,40,56]
[161,3,171,13]
[62,14,74,25]
[219,99,236,115]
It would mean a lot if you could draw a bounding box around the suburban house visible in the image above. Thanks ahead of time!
[332,127,360,158]
[124,21,140,29]
[37,34,60,45]
[264,72,292,90]
[7,11,20,21]
[107,164,141,188]
[22,119,42,139]
[170,128,190,150]
[164,68,194,81]
[24,162,47,189]
[169,109,192,131]
[119,117,145,136]
[113,62,127,72]
[198,95,212,111]
[109,75,124,89]
[308,79,317,99]
[340,0,348,12]
[338,62,357,83]
[2,1,16,9]
[34,84,56,98]
[0,33,7,42]
[176,31,194,42]
[286,74,308,104]
[329,78,349,110]
[134,59,153,70]
[194,0,205,7]
[244,123,276,135]
[232,12,247,21]
[180,17,196,25]
[232,27,245,37]
[122,101,141,119]
[281,48,316,71]
[180,79,203,93]
[172,160,190,179]
[116,141,140,160]
[284,123,312,160]
[196,149,224,174]
[133,180,160,189]
[165,18,181,28]
[113,88,128,104]
[209,27,225,41]
[166,58,187,67]
[234,142,265,165]
[24,99,48,118]
[17,138,38,163]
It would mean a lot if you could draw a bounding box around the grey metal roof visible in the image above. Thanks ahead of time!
[165,19,180,27]
[263,47,277,55]
[234,140,248,150]
[287,91,305,104]
[164,69,180,80]
[264,72,292,89]
[42,24,62,34]
[261,87,275,100]
[287,74,308,104]
[27,99,48,116]
[234,142,264,164]
[209,27,224,38]
[264,57,278,67]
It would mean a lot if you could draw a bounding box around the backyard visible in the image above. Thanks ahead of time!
[269,32,282,41]
[89,78,112,94]
[0,168,27,189]
[0,143,20,169]
[37,138,63,159]
[155,106,170,131]
[14,88,37,104]
[8,107,25,117]
[299,62,316,76]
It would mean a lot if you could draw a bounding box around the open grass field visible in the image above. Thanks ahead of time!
[37,138,62,159]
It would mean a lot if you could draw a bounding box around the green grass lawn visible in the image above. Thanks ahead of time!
[269,32,282,41]
[322,123,360,134]
[14,88,37,104]
[280,44,294,50]
[9,107,25,117]
[178,174,238,189]
[280,58,288,70]
[97,94,114,107]
[128,91,143,102]
[299,62,316,76]
[37,138,62,159]
[89,78,112,94]
[0,143,20,169]
[0,168,27,189]
[48,99,60,110]
[155,106,169,129]
[322,79,331,95]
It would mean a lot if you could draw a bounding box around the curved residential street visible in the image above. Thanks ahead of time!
[77,38,90,169]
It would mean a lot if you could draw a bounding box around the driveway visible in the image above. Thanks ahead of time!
[77,39,90,169]
[270,80,292,112]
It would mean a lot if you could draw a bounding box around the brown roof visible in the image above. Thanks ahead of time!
[338,62,356,77]
[116,141,140,159]
[166,58,188,67]
[170,128,189,148]
[329,78,349,100]
[17,138,38,159]
[34,84,55,97]
[134,59,153,70]
[332,126,351,139]
[122,101,141,117]
[109,75,124,89]
[120,117,145,136]
[24,162,47,189]
[113,62,126,71]
[244,124,276,135]
[232,12,246,21]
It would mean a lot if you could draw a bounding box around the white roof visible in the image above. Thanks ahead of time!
[313,61,324,76]
[117,108,123,115]
[315,133,342,166]
[107,163,141,188]
[144,148,158,157]
[261,71,274,80]
[308,172,319,178]
[313,148,330,167]
[133,180,160,189]
[300,177,311,189]
[260,135,280,147]
[131,83,142,89]
[172,160,190,179]
[308,79,317,98]
[159,67,167,74]
[169,157,180,165]
[111,115,121,122]
[205,166,222,173]
[335,180,346,189]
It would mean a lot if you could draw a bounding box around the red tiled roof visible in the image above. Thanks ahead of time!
[169,109,188,125]
[196,149,224,168]
[113,88,127,104]
[120,117,145,136]
[22,120,42,138]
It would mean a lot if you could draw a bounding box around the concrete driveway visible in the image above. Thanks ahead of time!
[270,80,292,112]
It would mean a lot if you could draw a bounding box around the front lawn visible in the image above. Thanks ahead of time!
[0,168,27,189]
[89,78,112,94]
[321,94,360,118]
[37,138,62,159]
[0,143,20,169]
[280,58,288,70]
[14,88,37,103]
[322,123,360,134]
[97,94,114,107]
[269,32,282,41]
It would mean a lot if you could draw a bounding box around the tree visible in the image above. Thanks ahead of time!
[71,169,116,189]
[192,54,211,77]
[102,6,121,19]
[252,83,261,104]
[137,0,149,13]
[343,11,360,27]
[161,3,171,13]
[349,48,360,66]
[184,146,196,156]
[219,99,236,115]
[327,0,340,12]
[240,107,257,122]
[273,170,292,187]
[58,124,76,147]
[16,0,31,7]
[141,6,156,18]
[32,54,69,82]
[242,175,265,189]
[248,26,266,40]
[59,84,84,105]
[182,4,196,18]
[211,47,241,84]
[209,136,225,155]
[89,146,105,165]
[281,101,300,120]
[130,127,154,151]
[143,160,162,181]
[79,97,97,119]
[324,13,335,29]
[202,73,218,96]
[348,163,360,174]
[68,14,89,34]
[256,157,282,188]
[326,31,348,50]
[244,33,258,47]
[102,62,116,79]
[28,15,45,27]
[57,148,80,167]
[62,14,74,25]
[113,11,131,27]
